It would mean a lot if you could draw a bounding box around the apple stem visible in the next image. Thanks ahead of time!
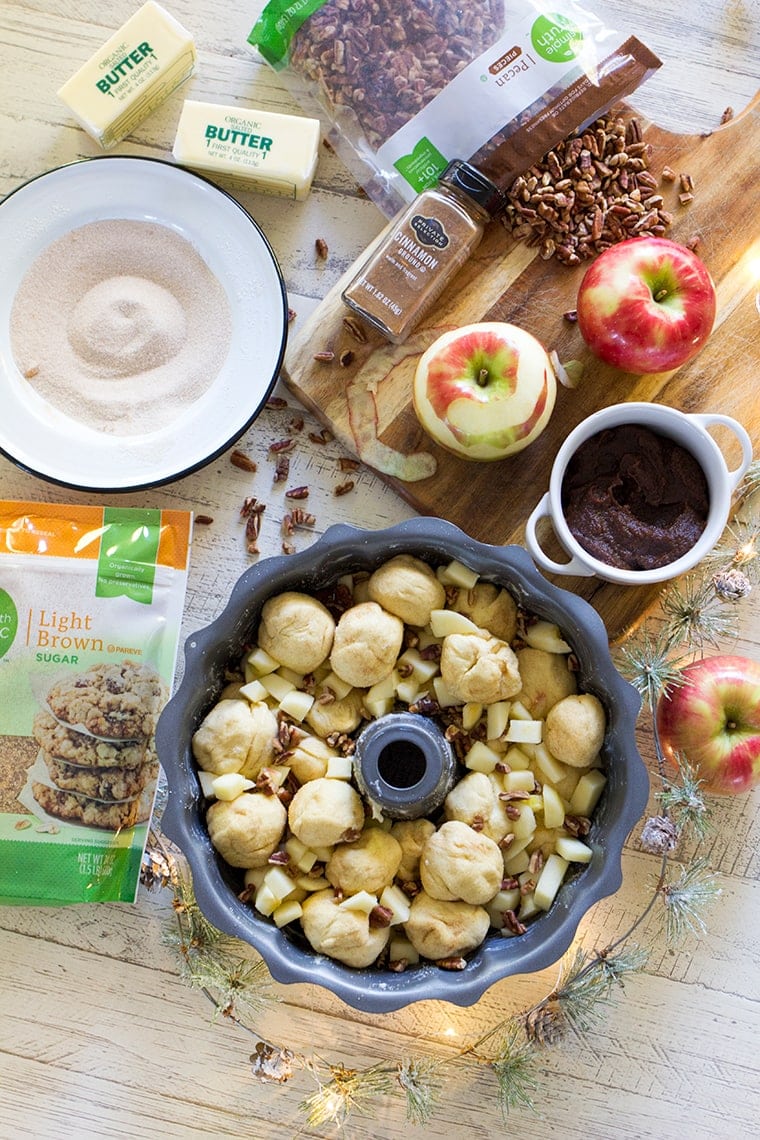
[477,368,489,387]
[653,287,669,302]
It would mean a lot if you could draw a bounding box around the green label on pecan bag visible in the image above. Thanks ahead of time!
[530,13,584,63]
[248,0,328,67]
[394,137,449,194]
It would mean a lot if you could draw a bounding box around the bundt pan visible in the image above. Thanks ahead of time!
[157,518,649,1013]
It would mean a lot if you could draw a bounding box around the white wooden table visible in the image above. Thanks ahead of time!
[1,3,759,1137]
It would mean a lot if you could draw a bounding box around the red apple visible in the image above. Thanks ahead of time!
[576,236,716,373]
[412,322,557,461]
[656,654,760,794]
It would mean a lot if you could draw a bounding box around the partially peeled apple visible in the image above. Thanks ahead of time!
[412,322,557,461]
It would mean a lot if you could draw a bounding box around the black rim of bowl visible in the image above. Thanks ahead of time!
[0,155,288,493]
[157,518,649,1012]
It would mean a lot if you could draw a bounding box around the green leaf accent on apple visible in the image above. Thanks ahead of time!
[576,236,717,374]
[413,322,558,461]
[656,654,760,795]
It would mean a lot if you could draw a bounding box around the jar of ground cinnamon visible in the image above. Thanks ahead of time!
[341,160,505,344]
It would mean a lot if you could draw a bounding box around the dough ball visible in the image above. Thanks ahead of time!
[440,633,522,705]
[545,693,606,767]
[390,817,436,883]
[305,686,365,738]
[206,792,286,868]
[444,770,512,844]
[300,888,390,968]
[367,554,446,627]
[419,819,503,905]
[404,891,490,961]
[192,699,277,778]
[257,591,335,673]
[451,583,517,642]
[287,734,336,784]
[330,601,404,688]
[288,777,365,848]
[515,647,578,719]
[326,826,403,895]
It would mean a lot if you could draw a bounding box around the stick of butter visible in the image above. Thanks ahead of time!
[57,2,196,149]
[173,100,321,201]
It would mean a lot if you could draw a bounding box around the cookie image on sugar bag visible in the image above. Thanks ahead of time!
[31,782,144,830]
[39,753,158,802]
[32,711,149,769]
[45,661,168,740]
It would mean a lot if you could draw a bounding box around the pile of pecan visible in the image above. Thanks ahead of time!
[289,0,503,148]
[502,111,677,265]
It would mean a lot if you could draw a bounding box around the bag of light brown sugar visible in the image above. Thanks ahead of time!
[0,501,192,905]
[248,0,661,216]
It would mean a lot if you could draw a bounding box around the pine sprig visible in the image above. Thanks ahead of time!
[301,1064,396,1128]
[397,1057,443,1125]
[656,753,712,842]
[659,575,735,650]
[660,856,721,942]
[616,627,685,711]
[489,1024,540,1119]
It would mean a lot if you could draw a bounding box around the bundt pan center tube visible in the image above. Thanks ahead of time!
[157,518,649,1013]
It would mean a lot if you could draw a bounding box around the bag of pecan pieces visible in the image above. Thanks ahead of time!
[248,0,661,217]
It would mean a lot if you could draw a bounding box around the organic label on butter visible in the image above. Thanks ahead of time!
[57,1,196,149]
[173,100,321,200]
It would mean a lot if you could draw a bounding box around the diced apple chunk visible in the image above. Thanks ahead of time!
[429,609,483,638]
[296,873,331,892]
[510,804,537,841]
[197,769,217,797]
[364,694,395,719]
[487,887,522,928]
[278,688,315,721]
[503,745,531,771]
[319,670,354,700]
[259,672,295,702]
[569,769,607,816]
[272,899,303,927]
[211,773,256,801]
[395,678,421,705]
[508,700,535,721]
[253,883,280,917]
[396,648,440,685]
[337,890,378,914]
[285,835,318,873]
[555,835,593,864]
[533,853,569,910]
[503,847,530,875]
[436,559,479,589]
[462,701,484,730]
[239,678,268,703]
[379,884,411,924]
[505,718,543,744]
[262,865,298,901]
[531,742,568,785]
[502,768,536,794]
[433,675,461,708]
[464,739,501,774]
[246,646,279,676]
[524,620,572,654]
[541,783,566,830]
[486,700,511,741]
[325,754,354,780]
[367,672,397,702]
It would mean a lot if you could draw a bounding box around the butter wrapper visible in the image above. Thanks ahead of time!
[58,1,196,148]
[173,100,321,200]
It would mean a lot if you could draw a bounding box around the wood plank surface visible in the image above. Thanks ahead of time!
[284,94,760,640]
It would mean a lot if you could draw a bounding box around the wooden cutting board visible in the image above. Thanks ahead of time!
[283,95,760,641]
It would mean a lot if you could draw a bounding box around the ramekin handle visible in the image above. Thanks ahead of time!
[690,413,754,490]
[524,493,594,577]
